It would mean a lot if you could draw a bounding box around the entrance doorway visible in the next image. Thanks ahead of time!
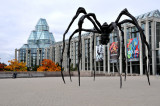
[132,61,140,74]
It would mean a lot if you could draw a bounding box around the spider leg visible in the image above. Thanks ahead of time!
[67,29,98,82]
[117,24,127,81]
[61,7,87,84]
[117,19,151,85]
[60,64,65,84]
[77,13,102,82]
[74,13,102,86]
[110,22,122,88]
[115,9,151,61]
[67,29,96,82]
[61,7,102,83]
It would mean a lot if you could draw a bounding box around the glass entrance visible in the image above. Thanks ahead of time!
[132,61,140,74]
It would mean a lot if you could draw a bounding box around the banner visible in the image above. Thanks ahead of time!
[109,42,118,62]
[127,37,139,61]
[96,45,103,61]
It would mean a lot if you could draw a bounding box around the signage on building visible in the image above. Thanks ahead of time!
[109,42,118,63]
[127,37,139,61]
[96,45,103,61]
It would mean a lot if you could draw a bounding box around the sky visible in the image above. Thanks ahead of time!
[0,0,160,64]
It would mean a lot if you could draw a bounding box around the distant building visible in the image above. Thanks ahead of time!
[15,18,55,67]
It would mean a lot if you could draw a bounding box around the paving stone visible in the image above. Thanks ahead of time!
[0,76,159,106]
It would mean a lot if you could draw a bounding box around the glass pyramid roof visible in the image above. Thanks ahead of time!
[28,31,37,40]
[39,31,50,40]
[36,18,49,31]
[21,44,29,49]
[21,18,55,49]
[36,18,48,26]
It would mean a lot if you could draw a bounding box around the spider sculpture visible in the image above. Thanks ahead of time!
[60,7,151,88]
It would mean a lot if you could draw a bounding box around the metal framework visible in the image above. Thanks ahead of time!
[60,7,151,88]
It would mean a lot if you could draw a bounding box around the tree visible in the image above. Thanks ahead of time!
[4,59,27,72]
[27,65,40,71]
[37,59,61,72]
[70,63,77,71]
[0,63,7,71]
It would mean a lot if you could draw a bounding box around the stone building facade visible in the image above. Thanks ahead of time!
[45,9,160,75]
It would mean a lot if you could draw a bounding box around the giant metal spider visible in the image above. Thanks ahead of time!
[60,7,151,88]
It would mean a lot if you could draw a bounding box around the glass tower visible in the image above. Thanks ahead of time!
[19,18,55,67]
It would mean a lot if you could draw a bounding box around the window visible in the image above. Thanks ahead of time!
[47,49,50,59]
[100,61,103,71]
[127,28,130,39]
[75,42,78,64]
[59,46,62,54]
[156,50,160,74]
[88,39,90,70]
[71,42,73,63]
[141,23,145,31]
[20,49,26,62]
[96,36,99,46]
[149,22,152,35]
[156,50,160,64]
[85,39,90,70]
[131,26,139,38]
[105,46,108,72]
[109,33,113,43]
[156,22,160,48]
[113,32,117,42]
[149,22,152,49]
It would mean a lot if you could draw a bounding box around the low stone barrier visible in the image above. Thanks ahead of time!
[0,74,13,78]
[0,71,91,78]
[91,71,105,77]
[0,72,44,78]
[72,71,91,77]
[0,71,140,78]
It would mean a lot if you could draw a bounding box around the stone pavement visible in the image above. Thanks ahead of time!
[0,76,160,106]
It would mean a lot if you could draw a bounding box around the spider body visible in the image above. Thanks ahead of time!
[100,23,110,45]
[60,7,151,88]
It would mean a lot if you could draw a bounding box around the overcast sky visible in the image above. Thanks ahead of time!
[0,0,160,64]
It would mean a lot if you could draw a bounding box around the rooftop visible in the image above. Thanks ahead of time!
[135,9,160,20]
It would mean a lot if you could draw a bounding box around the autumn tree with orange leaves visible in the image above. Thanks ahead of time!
[4,59,27,72]
[37,59,61,72]
[0,63,6,71]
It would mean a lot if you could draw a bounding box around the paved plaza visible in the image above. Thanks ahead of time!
[0,76,160,106]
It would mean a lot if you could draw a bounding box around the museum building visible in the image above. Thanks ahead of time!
[15,18,55,67]
[15,10,160,75]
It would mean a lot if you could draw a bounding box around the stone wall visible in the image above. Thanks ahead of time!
[0,71,92,78]
[0,71,140,78]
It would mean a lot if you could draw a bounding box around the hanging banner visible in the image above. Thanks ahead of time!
[96,45,103,61]
[109,42,118,63]
[127,37,139,61]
